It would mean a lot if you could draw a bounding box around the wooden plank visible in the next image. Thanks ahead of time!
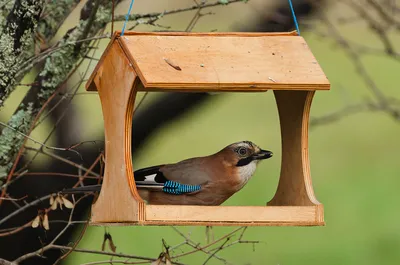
[114,30,299,37]
[145,205,320,223]
[86,32,120,91]
[90,41,144,223]
[91,220,324,227]
[268,91,321,206]
[90,205,324,226]
[119,34,329,91]
[86,31,299,91]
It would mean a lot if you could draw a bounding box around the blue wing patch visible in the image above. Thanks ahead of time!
[162,181,201,195]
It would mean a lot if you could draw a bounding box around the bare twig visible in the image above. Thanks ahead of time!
[52,246,184,264]
[0,194,52,226]
[115,0,245,22]
[171,227,228,263]
[202,236,231,265]
[13,195,89,264]
[311,11,400,126]
[0,121,82,158]
[23,147,100,178]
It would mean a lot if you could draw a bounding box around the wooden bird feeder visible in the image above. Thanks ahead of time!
[86,31,330,226]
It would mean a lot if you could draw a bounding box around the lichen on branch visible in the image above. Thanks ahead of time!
[0,0,43,107]
[0,0,117,174]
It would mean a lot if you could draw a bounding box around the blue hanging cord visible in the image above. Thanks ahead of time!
[288,0,300,35]
[121,0,135,36]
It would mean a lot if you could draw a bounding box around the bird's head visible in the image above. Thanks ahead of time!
[215,141,273,187]
[218,141,273,167]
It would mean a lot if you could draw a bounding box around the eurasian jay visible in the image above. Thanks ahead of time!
[62,141,273,205]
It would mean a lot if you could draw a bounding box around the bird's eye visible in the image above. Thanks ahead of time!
[237,147,247,156]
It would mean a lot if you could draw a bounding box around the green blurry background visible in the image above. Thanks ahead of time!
[3,0,399,264]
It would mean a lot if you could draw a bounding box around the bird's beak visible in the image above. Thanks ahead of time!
[252,149,273,160]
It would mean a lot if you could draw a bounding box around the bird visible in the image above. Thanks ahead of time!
[62,141,273,205]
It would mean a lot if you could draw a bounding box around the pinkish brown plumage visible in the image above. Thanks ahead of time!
[62,141,273,205]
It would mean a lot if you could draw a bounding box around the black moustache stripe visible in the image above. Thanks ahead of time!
[236,156,254,167]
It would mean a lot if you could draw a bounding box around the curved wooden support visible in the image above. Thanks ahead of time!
[91,42,145,224]
[267,90,320,206]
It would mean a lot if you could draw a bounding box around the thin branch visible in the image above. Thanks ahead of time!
[13,195,84,263]
[185,0,204,32]
[172,227,244,259]
[23,147,100,178]
[366,0,400,29]
[16,35,109,80]
[344,0,398,60]
[202,237,230,265]
[0,121,82,158]
[53,216,90,264]
[320,13,399,119]
[0,222,31,237]
[74,0,102,54]
[0,258,16,265]
[12,172,100,180]
[0,194,52,226]
[111,0,115,37]
[0,195,27,201]
[115,0,245,22]
[171,227,228,263]
[80,260,149,265]
[51,246,184,264]
[19,34,105,173]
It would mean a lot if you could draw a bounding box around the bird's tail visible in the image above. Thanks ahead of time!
[62,184,102,194]
[61,165,167,194]
[61,164,200,195]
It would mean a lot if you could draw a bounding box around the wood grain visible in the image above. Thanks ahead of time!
[146,205,320,222]
[90,41,145,223]
[90,205,324,226]
[87,31,330,92]
[267,90,320,206]
[112,30,299,37]
[86,31,299,91]
[118,34,329,90]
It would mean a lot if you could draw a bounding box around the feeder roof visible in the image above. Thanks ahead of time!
[87,32,330,92]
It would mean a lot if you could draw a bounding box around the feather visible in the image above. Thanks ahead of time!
[161,157,213,185]
[134,165,167,186]
[162,181,201,195]
[134,165,201,194]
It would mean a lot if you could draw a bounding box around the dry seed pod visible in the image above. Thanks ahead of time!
[62,197,74,209]
[42,213,50,230]
[50,198,58,210]
[56,195,64,209]
[32,215,40,228]
[49,194,54,205]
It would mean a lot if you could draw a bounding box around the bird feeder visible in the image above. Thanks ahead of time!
[86,31,330,226]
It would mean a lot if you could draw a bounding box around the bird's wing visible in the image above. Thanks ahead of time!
[134,165,167,188]
[160,157,212,186]
[134,163,203,195]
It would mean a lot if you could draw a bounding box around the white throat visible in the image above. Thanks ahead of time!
[237,160,258,185]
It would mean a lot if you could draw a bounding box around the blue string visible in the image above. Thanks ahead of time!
[288,0,300,35]
[121,0,135,36]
